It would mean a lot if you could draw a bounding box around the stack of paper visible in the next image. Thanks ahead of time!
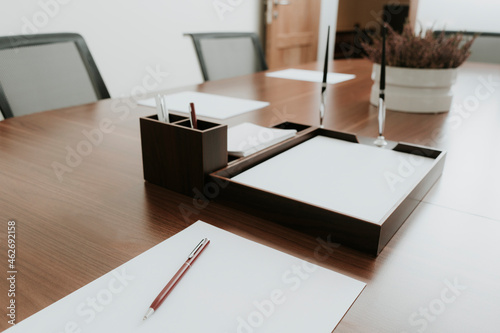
[228,122,297,157]
[6,221,365,332]
[232,136,436,223]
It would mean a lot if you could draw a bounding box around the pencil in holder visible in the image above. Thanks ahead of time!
[140,114,228,196]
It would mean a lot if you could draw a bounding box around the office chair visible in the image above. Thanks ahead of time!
[0,33,110,119]
[462,32,500,64]
[437,31,500,64]
[185,32,268,81]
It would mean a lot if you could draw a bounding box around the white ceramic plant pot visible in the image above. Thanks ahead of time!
[370,64,458,113]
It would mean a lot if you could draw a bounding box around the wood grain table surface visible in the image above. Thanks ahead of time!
[1,59,499,332]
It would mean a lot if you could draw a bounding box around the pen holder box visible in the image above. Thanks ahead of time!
[140,114,228,196]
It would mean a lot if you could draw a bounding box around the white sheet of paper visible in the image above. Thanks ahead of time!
[265,69,356,84]
[228,122,297,157]
[7,221,365,333]
[138,91,269,119]
[232,136,436,223]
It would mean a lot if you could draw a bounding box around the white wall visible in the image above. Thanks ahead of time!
[0,0,262,98]
[416,0,500,64]
[416,0,500,32]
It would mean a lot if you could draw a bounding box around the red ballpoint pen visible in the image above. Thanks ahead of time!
[189,102,198,129]
[143,238,210,320]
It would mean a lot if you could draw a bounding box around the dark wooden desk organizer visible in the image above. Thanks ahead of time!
[211,123,446,256]
[140,114,227,196]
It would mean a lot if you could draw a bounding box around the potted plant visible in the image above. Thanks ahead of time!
[362,23,476,113]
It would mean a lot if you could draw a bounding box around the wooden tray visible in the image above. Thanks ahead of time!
[211,124,445,255]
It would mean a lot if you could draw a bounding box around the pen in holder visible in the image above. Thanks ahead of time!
[374,24,388,147]
[155,94,170,123]
[140,114,227,196]
[189,102,198,129]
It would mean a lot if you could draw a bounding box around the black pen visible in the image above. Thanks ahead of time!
[319,25,330,128]
[374,24,388,147]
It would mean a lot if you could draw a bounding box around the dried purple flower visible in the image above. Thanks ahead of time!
[362,23,477,69]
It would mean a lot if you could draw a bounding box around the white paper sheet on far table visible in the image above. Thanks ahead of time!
[266,68,356,84]
[138,91,269,119]
[6,221,365,333]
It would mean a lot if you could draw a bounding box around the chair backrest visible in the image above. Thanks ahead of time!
[185,32,268,81]
[438,31,500,64]
[465,32,500,64]
[0,33,109,119]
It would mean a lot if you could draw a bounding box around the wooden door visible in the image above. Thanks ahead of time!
[265,0,322,69]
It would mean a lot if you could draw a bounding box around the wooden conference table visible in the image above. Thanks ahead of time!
[1,59,499,332]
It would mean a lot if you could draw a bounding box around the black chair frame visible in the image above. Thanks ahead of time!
[0,33,110,119]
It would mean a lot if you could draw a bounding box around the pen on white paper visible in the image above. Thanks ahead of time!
[5,221,365,332]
